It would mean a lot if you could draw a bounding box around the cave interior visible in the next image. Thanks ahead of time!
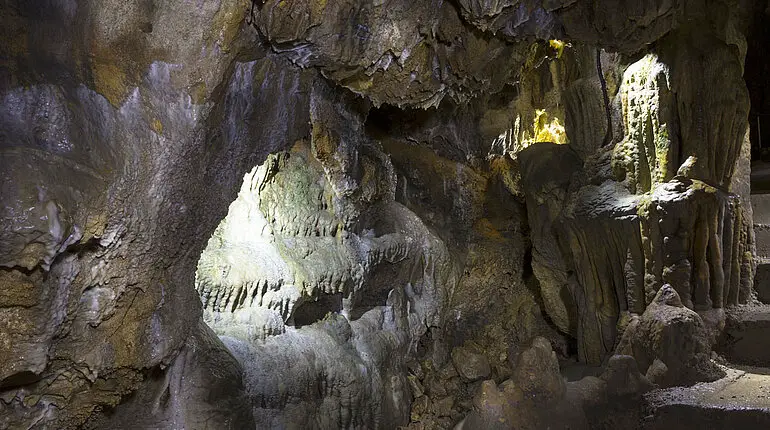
[2,0,770,429]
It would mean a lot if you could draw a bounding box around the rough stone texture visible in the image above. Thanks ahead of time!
[196,46,567,426]
[731,127,756,299]
[0,0,307,427]
[457,337,586,430]
[600,355,654,398]
[225,310,414,429]
[752,194,770,303]
[612,53,678,194]
[752,194,770,259]
[639,179,749,310]
[717,304,770,367]
[644,368,770,430]
[564,354,652,429]
[754,262,770,303]
[451,347,491,382]
[254,0,531,108]
[195,79,454,427]
[518,143,582,336]
[616,285,724,387]
[455,0,679,52]
[517,28,754,364]
[511,337,566,403]
[0,0,762,427]
[82,321,254,429]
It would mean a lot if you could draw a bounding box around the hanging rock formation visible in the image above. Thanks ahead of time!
[0,0,763,428]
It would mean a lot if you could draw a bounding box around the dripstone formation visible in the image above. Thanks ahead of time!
[0,0,765,429]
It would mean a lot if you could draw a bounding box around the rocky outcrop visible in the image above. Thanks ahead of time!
[519,143,582,336]
[616,285,724,387]
[457,337,585,430]
[0,1,306,427]
[83,321,255,429]
[253,0,531,108]
[451,347,492,382]
[516,15,755,365]
[639,179,748,310]
[195,78,456,426]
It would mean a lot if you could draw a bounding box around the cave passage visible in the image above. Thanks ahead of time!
[3,0,770,429]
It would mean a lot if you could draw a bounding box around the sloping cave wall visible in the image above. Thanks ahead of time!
[0,0,762,428]
[0,0,298,427]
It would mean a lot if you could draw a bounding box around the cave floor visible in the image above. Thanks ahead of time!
[643,304,770,429]
[644,367,770,429]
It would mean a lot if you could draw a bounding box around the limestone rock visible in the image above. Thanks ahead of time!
[645,358,670,386]
[612,53,678,194]
[433,396,455,418]
[0,0,760,426]
[639,178,748,310]
[512,337,567,405]
[457,337,587,429]
[566,376,608,409]
[411,395,431,422]
[616,285,725,387]
[255,0,530,108]
[451,347,491,382]
[560,180,643,364]
[84,322,254,429]
[658,28,749,189]
[0,1,275,426]
[599,355,654,397]
[518,143,582,336]
[461,379,534,430]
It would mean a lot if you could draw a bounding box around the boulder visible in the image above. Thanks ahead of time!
[512,337,567,404]
[599,355,654,397]
[616,285,725,387]
[451,347,492,382]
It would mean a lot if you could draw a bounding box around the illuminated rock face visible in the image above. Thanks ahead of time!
[0,0,763,428]
[197,145,447,337]
[520,50,755,362]
[195,145,452,426]
[195,81,454,427]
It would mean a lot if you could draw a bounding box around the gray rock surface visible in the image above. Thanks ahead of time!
[717,304,770,367]
[0,0,274,426]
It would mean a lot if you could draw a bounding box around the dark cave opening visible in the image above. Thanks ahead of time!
[291,292,344,328]
[0,371,40,390]
[747,4,770,187]
[746,3,770,305]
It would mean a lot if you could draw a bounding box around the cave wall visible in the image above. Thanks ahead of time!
[0,0,301,427]
[0,0,762,428]
[516,8,757,364]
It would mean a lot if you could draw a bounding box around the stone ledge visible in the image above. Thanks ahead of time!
[643,368,770,429]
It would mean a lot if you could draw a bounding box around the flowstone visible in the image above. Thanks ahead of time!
[195,81,456,427]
